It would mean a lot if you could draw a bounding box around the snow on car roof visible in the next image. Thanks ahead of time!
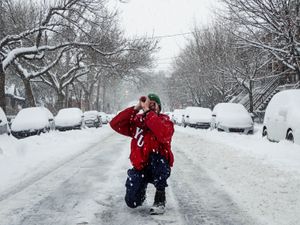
[57,107,83,115]
[213,103,248,114]
[276,89,300,102]
[84,111,99,120]
[185,106,212,114]
[41,107,54,120]
[55,108,83,126]
[84,110,99,116]
[56,108,83,120]
[266,89,300,118]
[11,107,49,131]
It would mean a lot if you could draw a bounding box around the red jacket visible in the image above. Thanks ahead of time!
[110,106,174,170]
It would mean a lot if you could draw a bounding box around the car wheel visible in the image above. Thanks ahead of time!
[262,127,267,137]
[286,130,294,143]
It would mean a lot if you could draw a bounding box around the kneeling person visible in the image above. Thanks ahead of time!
[110,94,174,215]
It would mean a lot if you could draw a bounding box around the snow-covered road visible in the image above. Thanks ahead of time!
[1,125,300,225]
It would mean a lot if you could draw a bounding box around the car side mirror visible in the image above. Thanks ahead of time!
[49,118,54,122]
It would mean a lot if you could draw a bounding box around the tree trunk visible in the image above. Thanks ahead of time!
[88,84,94,110]
[84,91,90,111]
[249,80,253,113]
[102,83,106,112]
[96,77,101,111]
[57,92,65,110]
[0,65,6,112]
[23,78,36,107]
[65,85,69,107]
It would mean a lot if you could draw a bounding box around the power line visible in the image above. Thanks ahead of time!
[150,32,193,39]
[130,32,193,40]
[156,56,179,61]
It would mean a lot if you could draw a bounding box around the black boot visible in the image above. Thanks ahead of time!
[150,190,166,215]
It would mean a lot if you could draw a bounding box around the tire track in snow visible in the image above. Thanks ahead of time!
[170,143,258,225]
[0,131,122,225]
[0,131,115,203]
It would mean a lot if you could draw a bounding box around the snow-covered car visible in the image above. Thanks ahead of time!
[211,103,254,134]
[106,114,115,123]
[0,107,9,135]
[83,110,102,128]
[262,89,300,144]
[98,112,109,124]
[183,107,212,129]
[55,108,83,131]
[171,109,186,125]
[11,107,53,138]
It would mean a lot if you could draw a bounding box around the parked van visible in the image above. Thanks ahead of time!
[262,89,300,144]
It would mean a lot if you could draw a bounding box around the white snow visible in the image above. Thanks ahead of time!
[263,89,300,144]
[3,46,38,69]
[11,107,50,131]
[84,110,99,120]
[1,124,300,224]
[55,107,83,127]
[184,106,212,124]
[174,125,300,225]
[0,127,112,195]
[212,103,253,127]
[171,109,186,124]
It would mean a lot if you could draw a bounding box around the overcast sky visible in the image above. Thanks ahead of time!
[111,0,221,72]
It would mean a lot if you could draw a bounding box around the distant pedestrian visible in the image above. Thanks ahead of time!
[110,93,174,215]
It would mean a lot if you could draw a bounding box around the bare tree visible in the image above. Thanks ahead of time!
[0,0,157,112]
[0,0,113,111]
[170,24,237,108]
[221,0,300,81]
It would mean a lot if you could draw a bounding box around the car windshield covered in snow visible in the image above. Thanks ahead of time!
[55,108,83,131]
[211,103,253,134]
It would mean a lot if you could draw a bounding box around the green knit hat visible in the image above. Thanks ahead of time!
[148,93,161,110]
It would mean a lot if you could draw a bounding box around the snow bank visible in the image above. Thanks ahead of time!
[176,125,300,173]
[0,127,113,195]
[175,125,300,225]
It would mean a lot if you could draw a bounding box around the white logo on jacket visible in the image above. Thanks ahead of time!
[134,127,144,147]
